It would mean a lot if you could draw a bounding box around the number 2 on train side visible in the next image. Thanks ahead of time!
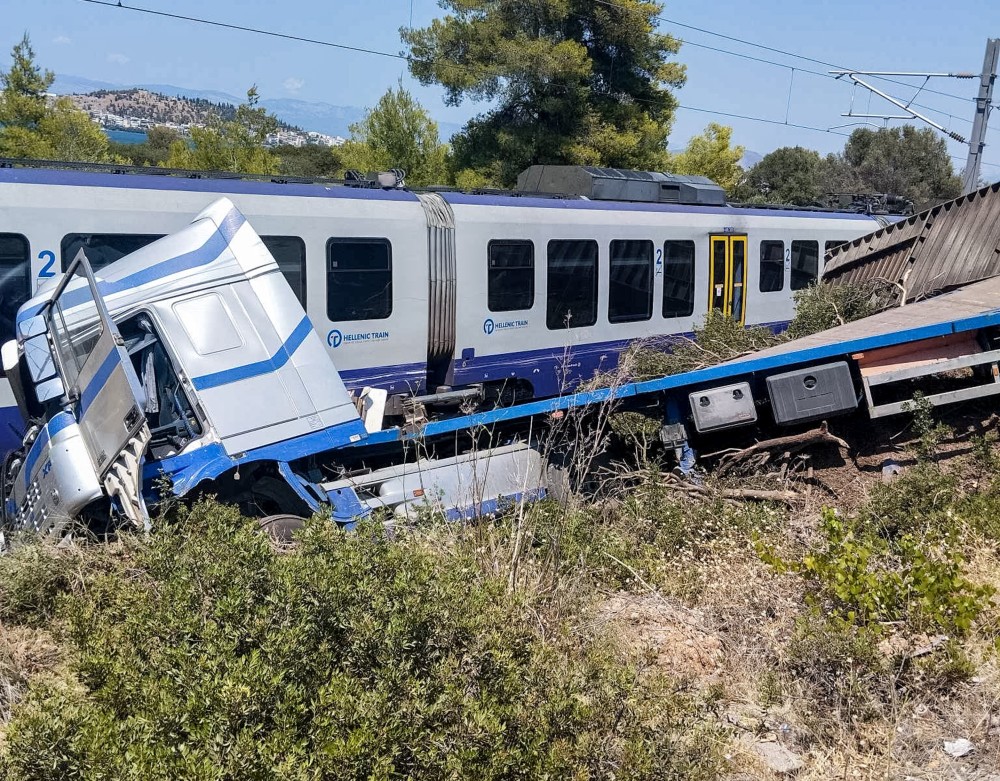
[38,250,56,279]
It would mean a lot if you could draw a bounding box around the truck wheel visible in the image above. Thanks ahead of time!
[258,514,307,546]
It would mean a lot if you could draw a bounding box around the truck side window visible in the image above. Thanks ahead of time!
[326,238,392,321]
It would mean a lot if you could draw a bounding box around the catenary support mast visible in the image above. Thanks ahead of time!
[963,38,999,194]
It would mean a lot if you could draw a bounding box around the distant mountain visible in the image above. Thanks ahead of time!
[51,74,121,94]
[741,150,763,168]
[51,73,464,140]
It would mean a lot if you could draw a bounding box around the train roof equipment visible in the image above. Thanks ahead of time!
[516,165,728,206]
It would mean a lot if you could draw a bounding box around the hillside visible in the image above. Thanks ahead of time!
[51,74,465,140]
[66,88,299,131]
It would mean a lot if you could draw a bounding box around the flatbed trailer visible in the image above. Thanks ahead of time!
[5,198,1000,538]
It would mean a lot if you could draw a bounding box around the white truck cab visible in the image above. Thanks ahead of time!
[0,199,544,538]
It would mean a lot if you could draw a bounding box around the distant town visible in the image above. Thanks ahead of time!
[65,88,346,148]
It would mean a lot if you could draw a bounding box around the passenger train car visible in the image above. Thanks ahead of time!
[0,162,885,453]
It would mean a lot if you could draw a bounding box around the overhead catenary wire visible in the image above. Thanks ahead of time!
[81,0,999,171]
[589,0,975,106]
[80,0,969,125]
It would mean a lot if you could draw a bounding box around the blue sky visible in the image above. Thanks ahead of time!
[4,0,1000,177]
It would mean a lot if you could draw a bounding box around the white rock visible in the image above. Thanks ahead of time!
[753,741,804,774]
[943,738,974,758]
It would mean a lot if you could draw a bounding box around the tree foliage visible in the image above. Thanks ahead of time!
[736,145,825,205]
[339,84,450,186]
[110,125,182,167]
[403,0,685,187]
[274,143,343,178]
[835,126,961,207]
[0,34,115,163]
[670,123,744,193]
[740,127,962,209]
[166,86,279,175]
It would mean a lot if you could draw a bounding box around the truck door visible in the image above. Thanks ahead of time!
[47,254,147,478]
[708,234,748,325]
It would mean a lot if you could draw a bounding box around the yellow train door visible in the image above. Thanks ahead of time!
[708,234,748,325]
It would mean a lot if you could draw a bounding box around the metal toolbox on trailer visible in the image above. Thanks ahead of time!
[689,382,757,432]
[766,361,857,425]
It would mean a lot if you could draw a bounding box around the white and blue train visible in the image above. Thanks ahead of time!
[0,162,885,454]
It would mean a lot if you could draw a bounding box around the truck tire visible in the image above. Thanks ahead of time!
[258,514,307,546]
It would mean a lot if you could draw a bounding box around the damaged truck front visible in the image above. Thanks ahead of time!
[0,198,545,540]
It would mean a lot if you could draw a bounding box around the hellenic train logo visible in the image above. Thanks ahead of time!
[327,329,389,348]
[483,317,527,335]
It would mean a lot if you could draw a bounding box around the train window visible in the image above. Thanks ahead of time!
[261,236,307,306]
[662,240,695,318]
[608,240,653,323]
[61,233,164,272]
[825,240,844,254]
[327,238,392,321]
[759,240,784,293]
[546,240,598,330]
[488,240,534,311]
[791,240,819,290]
[0,234,31,344]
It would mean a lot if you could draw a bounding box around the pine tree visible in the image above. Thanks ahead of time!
[403,0,685,187]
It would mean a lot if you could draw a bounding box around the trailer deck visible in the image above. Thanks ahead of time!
[357,274,1000,446]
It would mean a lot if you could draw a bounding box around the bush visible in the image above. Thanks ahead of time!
[765,508,992,635]
[786,610,888,723]
[0,541,80,628]
[623,311,781,380]
[1,500,723,780]
[855,464,956,539]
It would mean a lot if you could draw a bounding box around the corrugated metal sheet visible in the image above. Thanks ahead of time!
[823,180,1000,302]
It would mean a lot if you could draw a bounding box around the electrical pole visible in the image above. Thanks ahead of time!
[963,38,999,194]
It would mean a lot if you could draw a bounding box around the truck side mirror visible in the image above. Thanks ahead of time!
[18,314,47,339]
[24,334,56,384]
[34,375,66,403]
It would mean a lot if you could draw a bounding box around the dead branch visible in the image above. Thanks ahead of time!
[715,422,849,476]
[662,473,798,506]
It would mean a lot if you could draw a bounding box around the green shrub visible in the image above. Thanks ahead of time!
[0,540,80,628]
[855,464,956,539]
[1,500,723,780]
[903,391,950,463]
[763,509,992,636]
[785,610,889,724]
[525,470,781,593]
